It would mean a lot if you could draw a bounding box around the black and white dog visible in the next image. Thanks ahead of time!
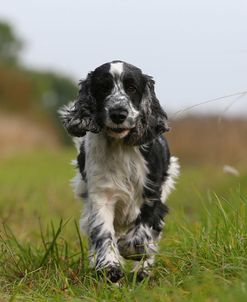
[59,60,179,282]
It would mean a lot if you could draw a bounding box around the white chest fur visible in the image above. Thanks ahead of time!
[84,132,149,231]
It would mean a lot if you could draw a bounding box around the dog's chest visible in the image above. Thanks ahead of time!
[85,133,148,229]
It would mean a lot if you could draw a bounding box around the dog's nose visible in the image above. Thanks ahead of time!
[109,107,128,124]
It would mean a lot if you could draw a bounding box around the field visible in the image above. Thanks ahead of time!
[0,149,247,301]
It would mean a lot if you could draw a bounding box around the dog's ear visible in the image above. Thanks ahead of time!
[58,73,101,137]
[125,75,169,145]
[142,74,170,137]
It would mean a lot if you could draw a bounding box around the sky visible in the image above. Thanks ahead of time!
[1,0,247,117]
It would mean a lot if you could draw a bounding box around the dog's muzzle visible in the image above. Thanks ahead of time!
[105,101,137,138]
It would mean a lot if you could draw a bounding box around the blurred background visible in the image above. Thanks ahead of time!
[0,0,246,235]
[1,3,247,298]
[0,0,246,165]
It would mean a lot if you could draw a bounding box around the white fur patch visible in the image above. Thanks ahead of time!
[57,101,75,118]
[110,62,123,77]
[81,132,149,233]
[161,156,180,202]
[71,137,87,199]
[71,171,87,199]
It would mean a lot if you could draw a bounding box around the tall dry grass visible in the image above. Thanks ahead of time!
[0,112,60,157]
[167,116,247,166]
[0,110,246,166]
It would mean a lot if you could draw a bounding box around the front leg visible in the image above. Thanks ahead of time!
[118,199,168,278]
[85,195,123,282]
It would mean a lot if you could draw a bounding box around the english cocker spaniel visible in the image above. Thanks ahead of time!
[59,60,179,282]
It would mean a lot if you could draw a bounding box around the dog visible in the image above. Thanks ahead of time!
[59,60,179,282]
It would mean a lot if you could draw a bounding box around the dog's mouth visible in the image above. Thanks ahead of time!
[106,127,133,138]
[107,127,129,133]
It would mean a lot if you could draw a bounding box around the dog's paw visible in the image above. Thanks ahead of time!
[106,266,124,283]
[118,225,157,260]
[96,265,124,283]
[118,237,146,260]
[130,268,151,282]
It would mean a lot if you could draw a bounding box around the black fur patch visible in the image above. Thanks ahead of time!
[77,140,86,181]
[138,135,170,233]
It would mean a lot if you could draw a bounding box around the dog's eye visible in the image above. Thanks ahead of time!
[125,85,137,93]
[101,83,112,93]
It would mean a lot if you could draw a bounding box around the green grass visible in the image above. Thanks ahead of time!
[0,149,247,301]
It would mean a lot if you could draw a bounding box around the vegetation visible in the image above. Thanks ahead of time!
[0,21,77,143]
[0,21,22,66]
[1,19,246,302]
[168,116,247,165]
[0,150,246,301]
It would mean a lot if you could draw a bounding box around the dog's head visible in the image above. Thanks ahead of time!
[59,60,169,145]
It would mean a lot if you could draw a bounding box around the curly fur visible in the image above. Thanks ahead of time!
[59,60,179,282]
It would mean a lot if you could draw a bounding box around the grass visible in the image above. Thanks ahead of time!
[0,149,247,301]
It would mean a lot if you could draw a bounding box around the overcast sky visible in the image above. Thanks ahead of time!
[1,0,247,116]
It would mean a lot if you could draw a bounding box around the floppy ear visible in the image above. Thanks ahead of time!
[125,75,169,145]
[58,73,101,137]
